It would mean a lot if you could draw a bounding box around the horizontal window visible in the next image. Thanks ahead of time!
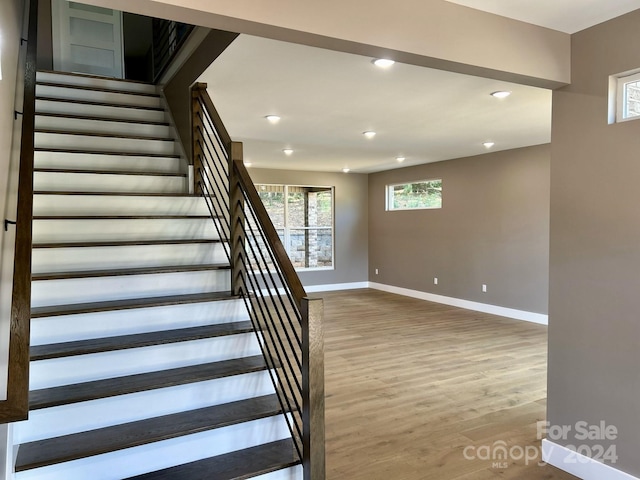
[386,179,442,211]
[611,70,640,123]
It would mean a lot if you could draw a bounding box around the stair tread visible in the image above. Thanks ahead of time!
[36,95,164,111]
[31,291,237,318]
[16,394,281,471]
[32,263,231,281]
[33,239,223,248]
[126,438,300,480]
[34,167,185,177]
[35,128,175,142]
[31,321,253,361]
[38,70,155,87]
[34,191,198,196]
[36,111,169,126]
[34,147,180,158]
[33,214,211,219]
[29,355,268,410]
[36,80,161,98]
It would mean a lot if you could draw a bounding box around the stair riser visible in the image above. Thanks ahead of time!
[30,333,260,389]
[16,371,273,443]
[14,416,291,480]
[33,194,209,216]
[34,171,186,194]
[36,85,162,108]
[36,99,166,123]
[35,132,177,156]
[32,218,222,243]
[36,72,158,95]
[35,116,171,138]
[31,299,249,345]
[34,152,183,175]
[32,270,231,307]
[32,243,228,274]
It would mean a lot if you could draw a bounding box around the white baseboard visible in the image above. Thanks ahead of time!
[368,282,548,325]
[542,439,639,480]
[305,282,369,293]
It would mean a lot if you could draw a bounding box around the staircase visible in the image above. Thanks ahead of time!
[13,71,301,480]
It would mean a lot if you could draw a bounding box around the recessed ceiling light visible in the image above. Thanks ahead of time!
[342,167,350,173]
[373,59,395,68]
[396,156,406,163]
[363,131,376,139]
[483,142,495,149]
[490,91,511,99]
[283,148,294,155]
[265,115,281,123]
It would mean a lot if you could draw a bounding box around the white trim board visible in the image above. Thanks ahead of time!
[368,282,548,325]
[305,282,369,293]
[542,439,639,480]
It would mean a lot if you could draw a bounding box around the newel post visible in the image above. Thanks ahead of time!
[229,148,246,297]
[301,297,325,480]
[191,83,206,195]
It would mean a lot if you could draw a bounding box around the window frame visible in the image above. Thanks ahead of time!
[256,183,335,271]
[385,179,443,211]
[615,70,640,123]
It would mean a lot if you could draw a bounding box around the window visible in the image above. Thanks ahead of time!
[611,70,640,123]
[386,179,442,210]
[257,184,334,270]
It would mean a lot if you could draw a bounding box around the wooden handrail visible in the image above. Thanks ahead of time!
[0,0,39,423]
[191,83,231,150]
[231,158,308,308]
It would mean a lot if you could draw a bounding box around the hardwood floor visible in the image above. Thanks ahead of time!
[320,289,578,480]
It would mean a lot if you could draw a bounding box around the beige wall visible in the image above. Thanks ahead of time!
[248,168,368,288]
[548,9,640,476]
[369,144,550,314]
[77,0,569,88]
[0,0,26,399]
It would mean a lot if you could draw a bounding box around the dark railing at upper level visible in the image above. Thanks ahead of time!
[152,19,194,83]
[0,0,39,423]
[191,83,326,479]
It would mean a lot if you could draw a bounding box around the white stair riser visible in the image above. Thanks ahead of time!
[35,132,177,156]
[36,99,166,123]
[31,299,249,345]
[31,270,231,307]
[15,371,273,443]
[36,85,161,108]
[32,243,228,273]
[32,218,222,243]
[33,194,209,216]
[30,333,260,389]
[36,72,158,95]
[14,416,291,480]
[255,466,303,480]
[34,151,183,174]
[34,171,185,194]
[35,116,171,138]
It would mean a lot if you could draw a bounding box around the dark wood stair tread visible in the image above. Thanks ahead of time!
[33,239,222,248]
[34,167,185,177]
[36,96,164,111]
[33,214,211,220]
[16,394,282,472]
[34,147,180,158]
[36,111,169,126]
[35,128,174,142]
[36,80,160,97]
[31,291,237,318]
[126,439,300,480]
[30,321,252,361]
[33,263,230,281]
[29,355,268,410]
[38,70,155,86]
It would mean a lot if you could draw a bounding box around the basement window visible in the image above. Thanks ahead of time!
[386,179,442,210]
[610,70,640,123]
[257,184,334,270]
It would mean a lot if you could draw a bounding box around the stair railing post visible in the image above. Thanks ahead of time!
[191,83,205,195]
[229,151,246,297]
[301,297,325,480]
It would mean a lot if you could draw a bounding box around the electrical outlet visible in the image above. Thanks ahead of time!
[482,284,487,293]
[434,277,438,285]
[375,268,379,275]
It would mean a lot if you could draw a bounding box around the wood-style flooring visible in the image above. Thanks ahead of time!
[320,289,577,480]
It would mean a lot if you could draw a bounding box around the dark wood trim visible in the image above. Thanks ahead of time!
[33,239,223,249]
[34,129,175,142]
[228,143,245,297]
[35,96,164,112]
[35,147,180,158]
[33,215,211,220]
[192,83,231,148]
[33,167,186,177]
[0,0,39,423]
[36,81,160,98]
[36,112,170,127]
[37,69,154,86]
[32,263,230,281]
